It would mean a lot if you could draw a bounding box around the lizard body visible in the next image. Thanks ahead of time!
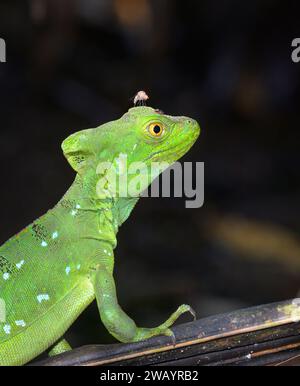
[0,106,200,365]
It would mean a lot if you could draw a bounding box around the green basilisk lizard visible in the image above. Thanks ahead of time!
[0,105,200,365]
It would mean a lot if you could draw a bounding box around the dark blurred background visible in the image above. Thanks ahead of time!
[0,0,300,350]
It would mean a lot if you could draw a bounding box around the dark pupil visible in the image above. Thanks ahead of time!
[153,125,161,134]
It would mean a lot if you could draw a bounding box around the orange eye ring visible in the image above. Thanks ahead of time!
[148,122,164,137]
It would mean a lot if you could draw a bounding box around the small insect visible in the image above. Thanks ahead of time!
[133,90,149,106]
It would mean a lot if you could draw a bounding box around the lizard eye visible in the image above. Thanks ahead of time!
[148,122,164,137]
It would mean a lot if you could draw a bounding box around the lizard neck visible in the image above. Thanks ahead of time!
[59,171,140,243]
[62,171,102,206]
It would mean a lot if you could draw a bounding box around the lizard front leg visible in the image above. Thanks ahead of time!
[93,263,196,343]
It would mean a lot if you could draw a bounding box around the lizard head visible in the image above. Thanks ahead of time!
[62,106,200,197]
[120,106,200,165]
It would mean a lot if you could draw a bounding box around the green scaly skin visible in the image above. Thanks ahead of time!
[0,106,200,365]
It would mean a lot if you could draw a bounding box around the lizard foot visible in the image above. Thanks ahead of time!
[48,338,72,357]
[133,303,196,345]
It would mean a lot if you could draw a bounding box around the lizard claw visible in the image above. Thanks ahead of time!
[181,304,197,321]
[162,328,176,347]
[188,306,197,321]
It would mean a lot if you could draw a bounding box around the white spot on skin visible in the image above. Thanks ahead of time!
[104,249,107,254]
[16,260,25,269]
[3,324,11,334]
[65,266,71,275]
[41,241,48,247]
[133,144,137,151]
[77,264,81,270]
[37,294,50,303]
[76,204,81,209]
[108,252,112,256]
[52,231,58,239]
[15,320,26,327]
[71,210,78,216]
[3,273,10,281]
